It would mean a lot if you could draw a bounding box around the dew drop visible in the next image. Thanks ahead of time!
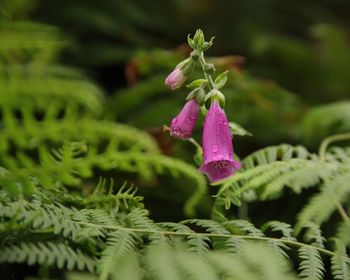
[212,145,219,153]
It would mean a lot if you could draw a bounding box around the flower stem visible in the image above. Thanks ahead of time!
[187,137,202,150]
[198,52,215,90]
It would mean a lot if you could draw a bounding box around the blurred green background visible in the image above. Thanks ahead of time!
[2,0,350,216]
[1,0,350,277]
[1,0,350,225]
[28,0,350,145]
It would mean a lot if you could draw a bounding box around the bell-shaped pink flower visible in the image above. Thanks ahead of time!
[199,101,241,182]
[170,99,200,140]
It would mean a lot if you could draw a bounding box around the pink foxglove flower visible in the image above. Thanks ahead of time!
[170,99,200,140]
[200,101,241,182]
[165,58,193,90]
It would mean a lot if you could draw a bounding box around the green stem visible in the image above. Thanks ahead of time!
[319,132,350,161]
[318,132,350,222]
[77,222,337,258]
[187,137,202,150]
[198,52,215,90]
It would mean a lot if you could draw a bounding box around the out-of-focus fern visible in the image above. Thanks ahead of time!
[296,171,350,230]
[301,102,350,148]
[0,241,97,272]
[0,18,207,215]
[2,196,342,280]
[2,2,350,279]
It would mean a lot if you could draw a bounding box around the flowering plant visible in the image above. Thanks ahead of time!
[165,29,241,182]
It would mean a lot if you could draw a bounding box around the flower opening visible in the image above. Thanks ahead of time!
[199,101,241,182]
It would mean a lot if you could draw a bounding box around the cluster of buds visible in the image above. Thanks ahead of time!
[165,30,241,182]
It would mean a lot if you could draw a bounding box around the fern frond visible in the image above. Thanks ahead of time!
[145,242,183,280]
[302,222,326,248]
[0,119,159,155]
[98,230,139,280]
[298,246,325,280]
[0,21,64,63]
[223,220,264,237]
[182,219,230,234]
[331,242,350,280]
[105,252,141,280]
[159,222,210,254]
[262,221,296,241]
[297,171,350,228]
[301,102,350,147]
[125,208,158,230]
[0,77,103,116]
[214,145,331,200]
[336,221,350,247]
[0,241,96,272]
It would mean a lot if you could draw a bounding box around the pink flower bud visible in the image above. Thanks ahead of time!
[165,58,194,90]
[165,68,186,90]
[199,101,241,182]
[170,99,200,140]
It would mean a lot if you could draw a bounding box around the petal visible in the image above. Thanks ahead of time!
[200,160,241,182]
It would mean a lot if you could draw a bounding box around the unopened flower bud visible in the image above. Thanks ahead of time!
[165,58,194,90]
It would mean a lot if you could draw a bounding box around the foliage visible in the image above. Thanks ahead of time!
[1,2,350,280]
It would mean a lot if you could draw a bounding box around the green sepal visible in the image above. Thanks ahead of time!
[214,70,228,89]
[204,89,216,103]
[187,34,195,49]
[199,36,215,52]
[193,29,205,47]
[186,79,208,89]
[186,88,206,105]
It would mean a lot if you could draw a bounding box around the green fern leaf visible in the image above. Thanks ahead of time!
[0,241,96,272]
[298,246,325,280]
[98,230,139,280]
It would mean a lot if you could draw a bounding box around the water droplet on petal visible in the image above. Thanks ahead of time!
[212,145,219,153]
